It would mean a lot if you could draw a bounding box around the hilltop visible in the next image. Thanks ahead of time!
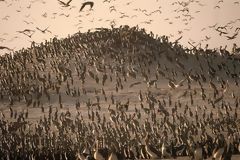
[0,26,240,107]
[0,26,240,159]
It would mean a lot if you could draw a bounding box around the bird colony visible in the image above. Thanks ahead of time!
[0,25,240,159]
[1,0,240,53]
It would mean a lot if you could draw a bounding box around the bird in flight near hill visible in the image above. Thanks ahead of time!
[226,32,238,40]
[79,1,94,11]
[0,46,13,51]
[57,0,72,7]
[36,26,52,34]
[17,29,34,34]
[17,29,35,38]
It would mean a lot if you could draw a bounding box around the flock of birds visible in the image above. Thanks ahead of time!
[0,25,240,159]
[0,0,240,53]
[0,0,240,160]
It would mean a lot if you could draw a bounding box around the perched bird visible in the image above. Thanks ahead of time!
[144,134,161,159]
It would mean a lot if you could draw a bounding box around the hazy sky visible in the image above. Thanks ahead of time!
[0,0,240,55]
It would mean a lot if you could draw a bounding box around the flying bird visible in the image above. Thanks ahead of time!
[109,6,116,12]
[209,23,218,28]
[17,29,35,34]
[226,32,238,40]
[36,26,52,34]
[23,20,33,25]
[174,36,183,43]
[79,1,94,11]
[168,79,185,89]
[57,0,73,7]
[235,27,240,32]
[215,27,228,36]
[0,46,12,51]
[17,29,35,38]
[23,32,35,38]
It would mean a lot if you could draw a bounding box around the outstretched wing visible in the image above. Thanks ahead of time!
[79,3,87,11]
[80,2,94,11]
[0,46,11,50]
[57,0,66,5]
[66,0,72,5]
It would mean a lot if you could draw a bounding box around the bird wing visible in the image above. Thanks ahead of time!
[43,26,50,32]
[36,27,43,32]
[89,1,94,8]
[0,46,12,50]
[79,3,87,11]
[80,2,94,11]
[129,82,141,88]
[66,0,72,5]
[226,35,234,40]
[58,0,66,5]
[177,78,186,86]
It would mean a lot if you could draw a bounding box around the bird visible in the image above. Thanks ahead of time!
[161,141,172,159]
[94,139,108,160]
[17,29,35,34]
[174,36,183,43]
[79,1,94,11]
[209,23,218,28]
[36,26,52,34]
[205,36,211,41]
[103,0,111,3]
[108,143,125,160]
[226,32,238,40]
[59,13,70,17]
[109,6,116,12]
[193,141,204,160]
[217,30,228,36]
[235,27,240,32]
[144,134,161,159]
[0,46,13,51]
[212,141,225,159]
[215,27,228,36]
[168,79,185,89]
[24,32,35,38]
[57,0,72,7]
[129,82,141,88]
[23,20,33,25]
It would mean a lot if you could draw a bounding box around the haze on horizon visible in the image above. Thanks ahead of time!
[0,0,240,55]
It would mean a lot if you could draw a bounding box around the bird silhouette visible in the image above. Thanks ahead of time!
[0,46,13,51]
[17,29,35,38]
[57,0,72,7]
[36,26,52,34]
[17,29,34,34]
[168,79,186,89]
[226,32,238,40]
[79,1,94,11]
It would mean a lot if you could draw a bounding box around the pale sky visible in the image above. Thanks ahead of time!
[0,0,240,55]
